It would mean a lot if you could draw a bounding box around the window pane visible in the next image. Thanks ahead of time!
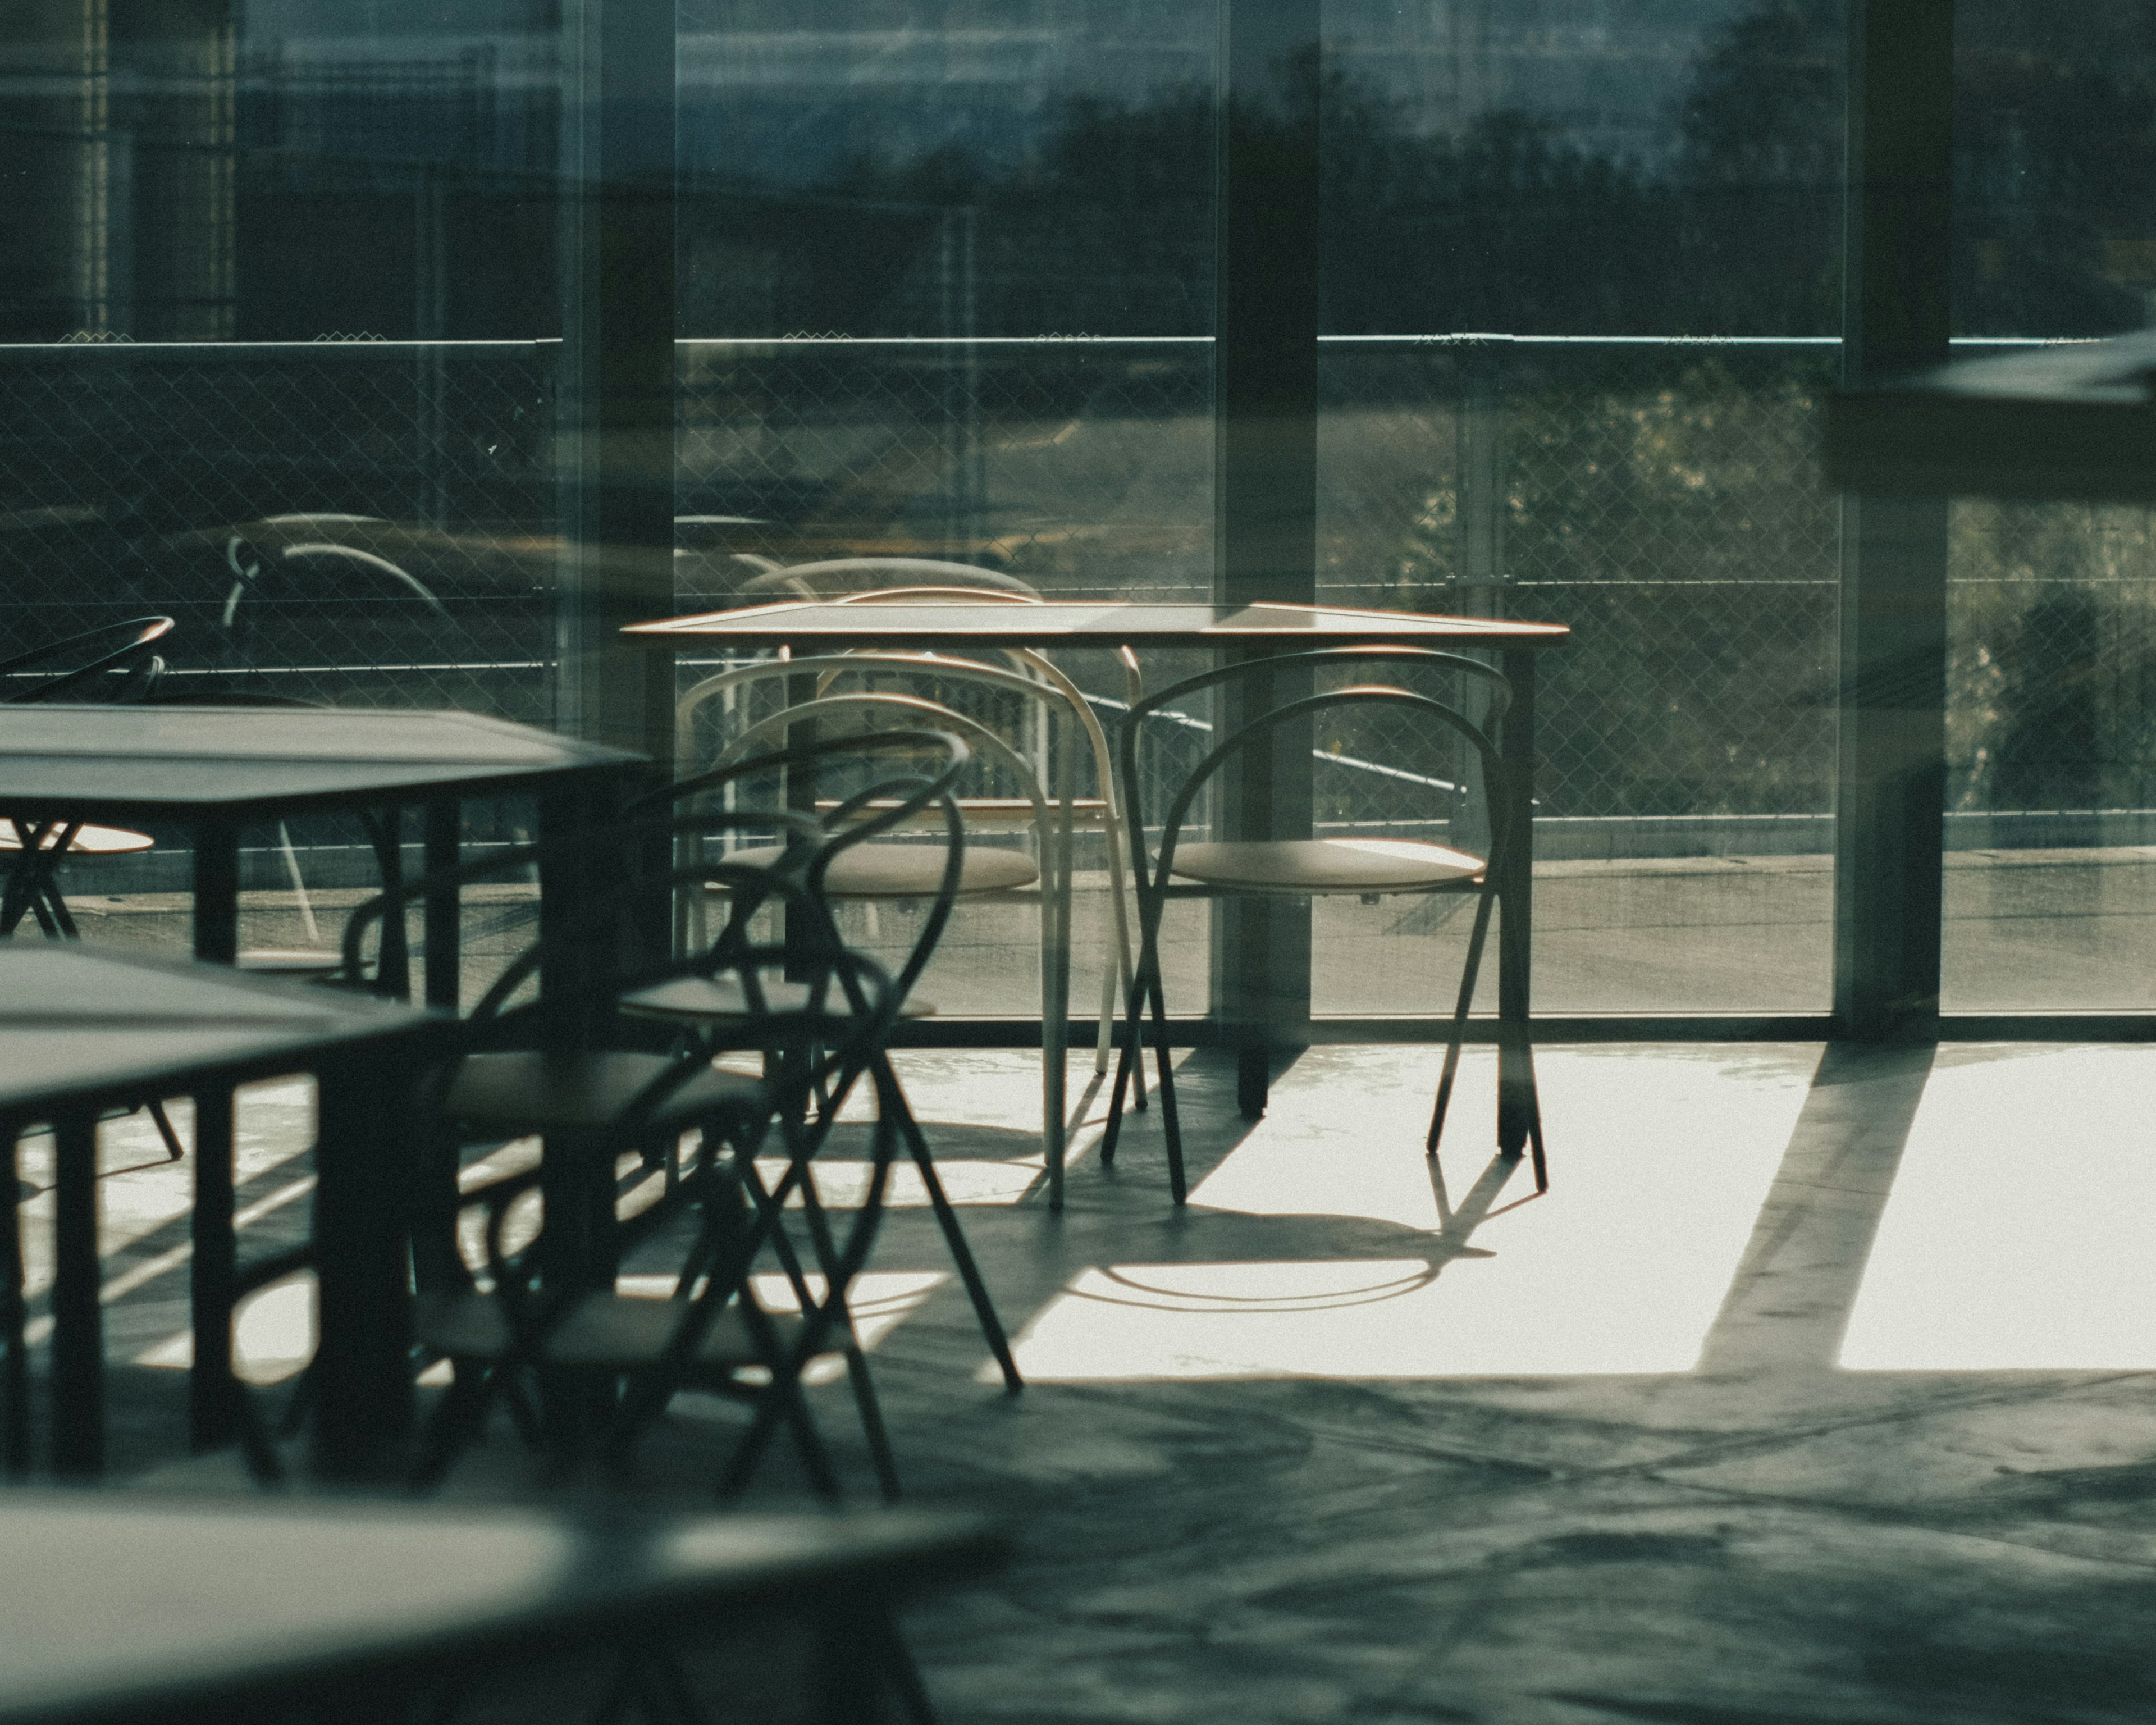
[674,1,1217,1016]
[1316,0,1843,1014]
[0,0,559,721]
[1943,2,2156,1011]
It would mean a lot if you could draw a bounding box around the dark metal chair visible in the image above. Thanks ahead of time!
[626,732,1022,1391]
[0,618,187,1163]
[1102,646,1545,1201]
[359,736,970,1502]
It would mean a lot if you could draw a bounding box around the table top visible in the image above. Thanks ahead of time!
[629,599,1571,651]
[0,706,641,820]
[0,944,439,1119]
[0,1493,1003,1725]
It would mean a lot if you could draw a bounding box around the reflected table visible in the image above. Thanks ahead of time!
[628,600,1571,1154]
[0,945,447,1477]
[0,1493,1003,1725]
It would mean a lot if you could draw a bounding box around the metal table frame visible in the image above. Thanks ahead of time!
[0,705,640,997]
[0,946,448,1479]
[628,600,1570,1158]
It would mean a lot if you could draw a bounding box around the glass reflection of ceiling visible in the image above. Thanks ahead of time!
[1007,1046,1812,1382]
[1840,1047,2156,1371]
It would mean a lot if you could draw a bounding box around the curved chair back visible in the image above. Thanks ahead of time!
[0,615,175,705]
[217,526,448,690]
[1118,647,1513,898]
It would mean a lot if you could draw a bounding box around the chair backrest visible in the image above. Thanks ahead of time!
[410,851,908,1346]
[650,725,973,1007]
[1117,647,1515,891]
[737,557,1039,601]
[0,615,175,705]
[336,728,971,1016]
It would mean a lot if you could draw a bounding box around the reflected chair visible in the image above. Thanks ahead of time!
[212,519,450,699]
[0,616,175,940]
[675,660,1123,1205]
[0,617,185,1161]
[1102,647,1545,1200]
[737,556,1040,603]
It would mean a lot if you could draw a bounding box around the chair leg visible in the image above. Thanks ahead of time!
[409,1361,501,1491]
[1428,884,1499,1157]
[871,1613,940,1725]
[147,1100,185,1163]
[1147,961,1185,1204]
[1235,1043,1268,1119]
[890,1092,1020,1391]
[1101,903,1170,1165]
[842,1341,902,1503]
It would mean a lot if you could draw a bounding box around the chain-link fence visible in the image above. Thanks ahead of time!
[0,339,556,721]
[11,332,2141,861]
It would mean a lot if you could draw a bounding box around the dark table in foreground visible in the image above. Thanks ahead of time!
[0,1493,1004,1725]
[629,600,1572,1154]
[0,705,641,993]
[0,944,447,1477]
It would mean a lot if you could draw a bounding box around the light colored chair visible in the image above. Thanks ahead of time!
[674,658,1134,1203]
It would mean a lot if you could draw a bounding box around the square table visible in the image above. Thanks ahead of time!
[627,600,1571,1157]
[0,1493,1003,1725]
[0,944,450,1478]
[0,705,642,1002]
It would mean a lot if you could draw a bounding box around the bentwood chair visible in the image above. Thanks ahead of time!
[1103,647,1545,1200]
[630,734,1022,1387]
[679,670,1112,1203]
[357,741,967,1500]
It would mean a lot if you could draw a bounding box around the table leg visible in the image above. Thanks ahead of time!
[309,1052,414,1480]
[189,1087,236,1452]
[4,1120,26,1476]
[423,799,461,1011]
[51,1109,101,1477]
[192,818,240,965]
[1496,649,1539,1161]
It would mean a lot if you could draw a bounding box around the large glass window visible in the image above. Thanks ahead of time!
[673,1,1218,1017]
[1,0,559,723]
[1315,0,1844,1015]
[1942,0,2156,1011]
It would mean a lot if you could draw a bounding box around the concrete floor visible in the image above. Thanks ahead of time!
[26,1032,2156,1722]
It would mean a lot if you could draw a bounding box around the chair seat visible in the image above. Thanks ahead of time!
[417,1286,808,1373]
[0,819,154,856]
[1167,837,1484,894]
[443,1050,765,1133]
[622,973,935,1023]
[725,843,1039,898]
[815,795,1110,826]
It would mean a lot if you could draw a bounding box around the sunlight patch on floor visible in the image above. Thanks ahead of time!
[1840,1046,2156,1370]
[1009,1045,1814,1380]
[15,1076,318,1299]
